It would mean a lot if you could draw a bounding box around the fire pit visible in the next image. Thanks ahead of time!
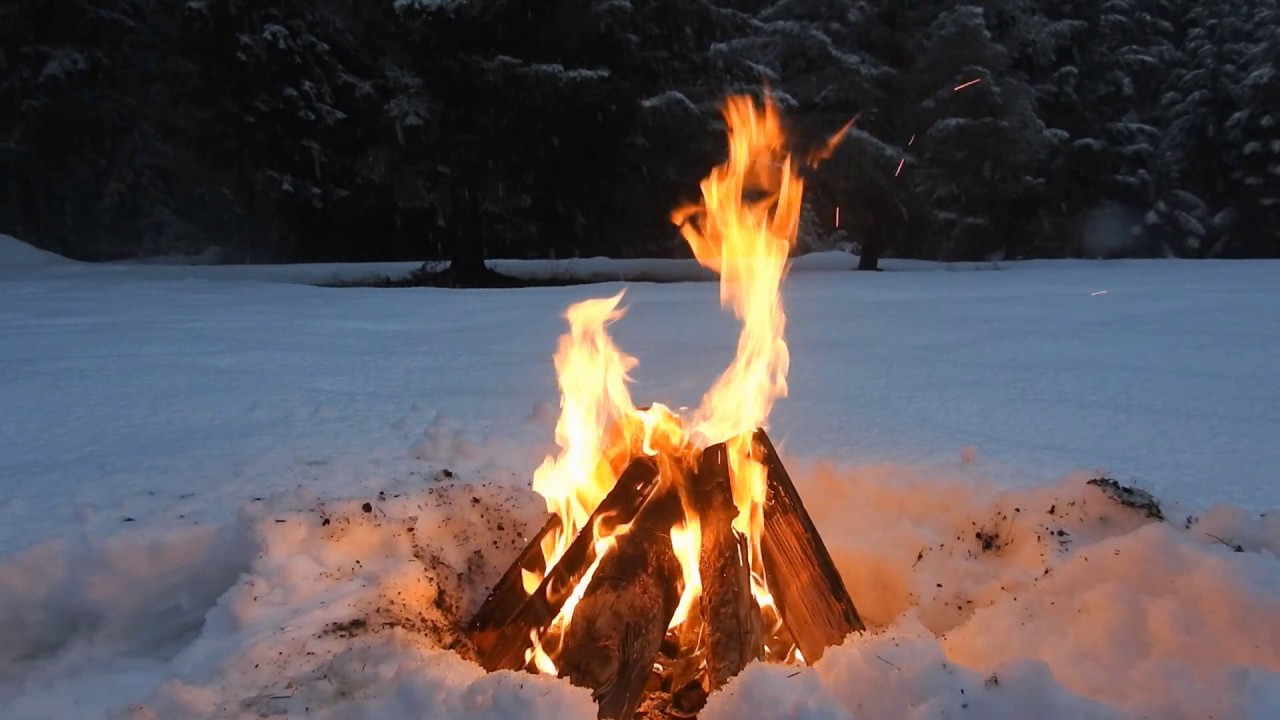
[469,95,864,720]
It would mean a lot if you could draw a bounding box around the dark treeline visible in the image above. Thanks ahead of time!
[2,0,1277,269]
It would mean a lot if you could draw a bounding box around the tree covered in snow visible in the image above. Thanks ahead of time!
[181,1,395,260]
[1221,21,1280,255]
[1016,0,1175,256]
[1146,0,1279,257]
[1,0,1276,265]
[871,2,1051,260]
[0,0,197,257]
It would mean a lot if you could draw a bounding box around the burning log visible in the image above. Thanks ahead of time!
[468,514,561,638]
[756,430,865,662]
[473,457,661,670]
[469,431,864,720]
[559,492,684,720]
[692,442,762,690]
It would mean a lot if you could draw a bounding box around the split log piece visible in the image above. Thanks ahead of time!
[755,429,864,663]
[468,514,561,637]
[470,419,639,640]
[472,457,661,669]
[558,490,684,720]
[691,442,762,690]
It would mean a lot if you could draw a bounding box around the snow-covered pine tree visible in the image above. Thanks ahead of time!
[896,3,1050,260]
[1008,0,1175,257]
[1217,0,1279,257]
[0,0,198,258]
[184,0,395,260]
[1148,0,1272,257]
[718,0,902,264]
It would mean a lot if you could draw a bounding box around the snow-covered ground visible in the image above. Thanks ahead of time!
[1,234,1277,719]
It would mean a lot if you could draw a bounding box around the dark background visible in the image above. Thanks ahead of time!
[2,0,1276,271]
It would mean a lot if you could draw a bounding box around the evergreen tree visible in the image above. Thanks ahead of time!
[896,4,1050,260]
[0,0,194,258]
[1215,0,1279,256]
[1147,0,1273,257]
[0,0,1272,265]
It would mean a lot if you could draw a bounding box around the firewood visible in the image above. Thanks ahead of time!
[754,429,864,662]
[472,457,661,670]
[691,442,762,690]
[559,491,684,720]
[470,421,639,641]
[468,514,561,637]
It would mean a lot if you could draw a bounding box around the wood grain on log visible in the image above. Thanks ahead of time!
[692,442,762,690]
[470,418,638,642]
[755,429,864,662]
[472,457,661,670]
[559,491,684,720]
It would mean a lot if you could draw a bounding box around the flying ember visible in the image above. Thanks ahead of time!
[468,94,865,720]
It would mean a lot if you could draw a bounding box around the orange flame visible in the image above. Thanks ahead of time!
[528,291,638,591]
[674,95,799,445]
[809,115,857,167]
[673,94,810,608]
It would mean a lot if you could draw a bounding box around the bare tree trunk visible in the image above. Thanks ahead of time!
[448,181,488,283]
[856,238,882,270]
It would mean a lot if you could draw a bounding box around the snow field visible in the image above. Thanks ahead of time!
[1,235,1277,718]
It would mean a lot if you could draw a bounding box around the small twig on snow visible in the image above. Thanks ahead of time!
[1204,533,1245,552]
[876,654,900,670]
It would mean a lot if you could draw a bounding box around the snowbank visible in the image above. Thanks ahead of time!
[0,237,1075,287]
[0,234,74,269]
[1,430,1276,719]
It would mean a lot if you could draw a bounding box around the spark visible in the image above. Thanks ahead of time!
[835,206,840,228]
[1090,290,1108,296]
[894,158,905,177]
[907,134,916,147]
[953,78,983,92]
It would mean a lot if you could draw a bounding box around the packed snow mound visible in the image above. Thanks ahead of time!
[1,444,1276,720]
[0,234,72,267]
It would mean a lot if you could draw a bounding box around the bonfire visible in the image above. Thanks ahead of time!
[468,94,864,720]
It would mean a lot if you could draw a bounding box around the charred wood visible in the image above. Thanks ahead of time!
[559,491,684,720]
[468,514,561,637]
[472,457,661,670]
[691,442,762,691]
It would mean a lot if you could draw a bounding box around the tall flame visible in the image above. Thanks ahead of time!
[524,92,836,674]
[529,291,638,589]
[671,92,809,616]
[673,94,799,446]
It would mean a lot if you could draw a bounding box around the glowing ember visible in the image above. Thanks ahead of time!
[808,115,856,167]
[953,77,983,91]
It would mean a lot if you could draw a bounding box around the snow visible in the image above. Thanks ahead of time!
[1,235,1278,719]
[641,90,699,114]
[0,233,77,268]
[392,0,466,11]
[521,64,610,82]
[37,49,89,83]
